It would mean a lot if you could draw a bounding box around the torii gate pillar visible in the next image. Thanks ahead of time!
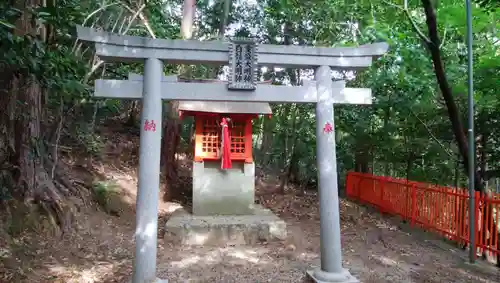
[133,58,165,283]
[307,66,358,282]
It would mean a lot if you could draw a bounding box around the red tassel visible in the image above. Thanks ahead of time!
[220,118,232,169]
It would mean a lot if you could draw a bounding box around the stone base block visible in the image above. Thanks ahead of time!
[164,205,287,246]
[306,268,359,283]
[129,277,167,283]
[192,161,255,216]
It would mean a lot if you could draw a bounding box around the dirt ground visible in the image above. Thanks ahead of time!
[2,172,499,283]
[1,129,499,283]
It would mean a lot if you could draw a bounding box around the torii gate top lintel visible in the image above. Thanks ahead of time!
[76,26,388,69]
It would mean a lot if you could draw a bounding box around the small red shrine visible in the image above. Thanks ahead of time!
[179,100,272,216]
[179,101,272,168]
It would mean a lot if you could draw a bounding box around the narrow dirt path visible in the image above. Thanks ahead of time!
[6,185,497,283]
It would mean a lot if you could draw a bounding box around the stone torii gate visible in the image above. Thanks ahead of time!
[77,26,388,283]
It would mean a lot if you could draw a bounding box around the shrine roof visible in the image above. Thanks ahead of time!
[178,101,272,115]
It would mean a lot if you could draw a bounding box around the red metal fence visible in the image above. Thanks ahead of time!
[346,172,500,261]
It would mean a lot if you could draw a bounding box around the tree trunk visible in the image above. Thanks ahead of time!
[219,0,231,38]
[126,101,140,127]
[163,0,196,202]
[162,107,181,201]
[406,152,414,181]
[279,103,298,193]
[420,0,499,265]
[354,139,371,174]
[454,152,460,188]
[0,0,70,232]
[277,25,298,193]
[383,104,391,175]
[260,116,273,166]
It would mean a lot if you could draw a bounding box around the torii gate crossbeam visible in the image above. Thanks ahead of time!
[95,78,373,104]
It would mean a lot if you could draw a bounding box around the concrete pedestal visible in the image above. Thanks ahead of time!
[164,205,286,246]
[129,278,168,283]
[192,161,255,216]
[306,268,359,283]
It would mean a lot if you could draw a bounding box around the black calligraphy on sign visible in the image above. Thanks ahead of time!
[235,45,243,83]
[243,44,253,83]
[228,38,257,90]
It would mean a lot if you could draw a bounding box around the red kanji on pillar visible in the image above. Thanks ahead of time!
[144,119,156,132]
[323,122,333,134]
[220,117,232,169]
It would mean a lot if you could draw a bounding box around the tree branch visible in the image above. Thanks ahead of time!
[82,3,153,82]
[219,0,231,38]
[120,2,156,38]
[122,4,149,37]
[404,8,431,44]
[382,0,431,43]
[410,109,456,159]
[440,27,447,49]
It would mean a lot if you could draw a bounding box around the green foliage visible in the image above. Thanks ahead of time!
[75,123,105,155]
[92,180,119,213]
